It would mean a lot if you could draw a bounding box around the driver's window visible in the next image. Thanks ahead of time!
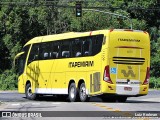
[15,54,24,75]
[17,55,25,74]
[28,44,39,64]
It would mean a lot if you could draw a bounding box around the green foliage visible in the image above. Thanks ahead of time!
[149,77,160,89]
[150,27,160,77]
[0,0,159,90]
[0,69,18,90]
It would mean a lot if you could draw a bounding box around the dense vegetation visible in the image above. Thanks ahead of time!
[0,0,159,90]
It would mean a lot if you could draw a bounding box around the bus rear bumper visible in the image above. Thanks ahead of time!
[101,84,149,97]
[100,93,147,98]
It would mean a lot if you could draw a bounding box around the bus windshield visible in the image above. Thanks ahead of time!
[15,45,30,75]
[15,54,25,75]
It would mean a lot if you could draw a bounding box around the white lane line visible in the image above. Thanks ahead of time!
[52,103,61,105]
[32,103,40,105]
[140,98,160,102]
[11,103,20,106]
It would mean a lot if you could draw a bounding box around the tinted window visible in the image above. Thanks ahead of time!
[28,44,39,64]
[22,44,30,65]
[81,35,103,57]
[16,44,31,74]
[16,54,25,75]
[82,37,92,56]
[40,42,51,60]
[61,40,71,58]
[28,34,103,61]
[72,39,82,57]
[92,35,103,55]
[52,41,60,59]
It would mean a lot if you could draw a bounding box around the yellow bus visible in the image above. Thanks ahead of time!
[14,29,150,102]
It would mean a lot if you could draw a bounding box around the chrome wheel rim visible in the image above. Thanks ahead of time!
[27,87,33,97]
[70,87,75,99]
[80,86,86,99]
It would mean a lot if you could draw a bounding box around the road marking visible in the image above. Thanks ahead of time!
[32,103,40,105]
[91,103,121,112]
[105,107,113,110]
[91,102,96,104]
[114,109,120,112]
[52,102,61,105]
[140,98,160,102]
[11,103,20,106]
[99,105,107,108]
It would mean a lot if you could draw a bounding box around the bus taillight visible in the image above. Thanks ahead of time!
[103,65,113,84]
[143,67,150,85]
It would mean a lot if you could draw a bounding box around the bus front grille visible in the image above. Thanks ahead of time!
[113,57,145,65]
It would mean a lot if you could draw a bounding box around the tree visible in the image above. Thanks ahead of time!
[0,0,159,90]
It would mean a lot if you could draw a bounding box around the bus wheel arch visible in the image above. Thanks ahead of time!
[26,80,31,87]
[78,79,89,102]
[25,80,37,100]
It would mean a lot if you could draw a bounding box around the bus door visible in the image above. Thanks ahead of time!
[38,41,60,94]
[27,43,40,92]
[38,42,53,93]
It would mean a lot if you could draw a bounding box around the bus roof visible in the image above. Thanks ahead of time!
[24,29,147,47]
[24,30,109,47]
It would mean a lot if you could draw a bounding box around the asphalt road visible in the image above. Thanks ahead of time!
[0,90,160,120]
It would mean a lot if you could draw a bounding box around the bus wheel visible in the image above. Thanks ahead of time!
[79,83,89,102]
[68,83,77,102]
[25,83,37,100]
[117,96,127,102]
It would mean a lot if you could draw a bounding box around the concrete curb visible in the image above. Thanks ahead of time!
[0,90,18,93]
[149,89,160,91]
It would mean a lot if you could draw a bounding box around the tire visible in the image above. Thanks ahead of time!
[25,83,37,100]
[117,96,127,102]
[79,83,89,102]
[68,83,77,102]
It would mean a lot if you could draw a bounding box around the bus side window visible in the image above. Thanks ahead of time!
[61,40,71,58]
[83,38,92,56]
[40,42,51,60]
[92,35,103,55]
[28,44,39,64]
[72,39,82,57]
[52,41,60,59]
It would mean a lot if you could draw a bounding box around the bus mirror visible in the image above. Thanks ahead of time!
[13,58,17,68]
[14,59,18,73]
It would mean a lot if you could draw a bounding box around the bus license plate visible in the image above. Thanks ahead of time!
[124,87,132,91]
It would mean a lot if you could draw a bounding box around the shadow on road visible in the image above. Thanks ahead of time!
[22,95,160,103]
